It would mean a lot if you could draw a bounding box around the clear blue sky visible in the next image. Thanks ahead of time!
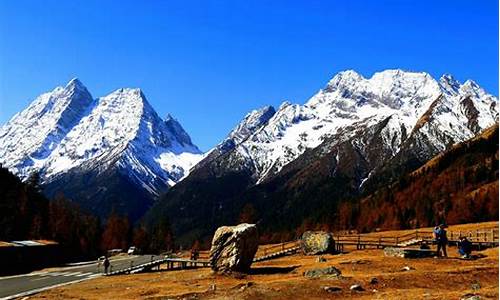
[0,0,498,151]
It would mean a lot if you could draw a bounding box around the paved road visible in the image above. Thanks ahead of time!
[0,255,162,299]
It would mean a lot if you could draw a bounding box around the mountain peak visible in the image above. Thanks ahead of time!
[326,70,364,90]
[64,77,89,93]
[460,79,486,99]
[226,105,276,144]
[66,77,83,86]
[439,74,461,96]
[370,69,432,81]
[164,113,175,122]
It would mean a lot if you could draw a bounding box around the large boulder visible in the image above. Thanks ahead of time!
[301,231,335,255]
[209,223,259,273]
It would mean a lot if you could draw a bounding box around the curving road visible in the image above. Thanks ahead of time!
[0,255,161,300]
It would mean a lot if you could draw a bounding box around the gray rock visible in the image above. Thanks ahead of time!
[350,284,364,292]
[209,223,259,273]
[461,294,481,300]
[304,266,341,278]
[301,231,335,255]
[323,286,342,293]
[384,247,436,258]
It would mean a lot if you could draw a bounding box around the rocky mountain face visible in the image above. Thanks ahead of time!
[145,69,498,245]
[354,124,498,232]
[0,79,202,220]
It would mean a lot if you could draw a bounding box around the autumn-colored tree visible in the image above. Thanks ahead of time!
[191,239,201,251]
[132,225,150,253]
[101,212,130,251]
[150,219,174,253]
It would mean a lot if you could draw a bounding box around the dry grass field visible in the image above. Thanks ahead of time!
[29,222,499,300]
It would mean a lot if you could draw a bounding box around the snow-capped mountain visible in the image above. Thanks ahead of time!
[205,69,498,184]
[0,79,202,218]
[145,69,498,243]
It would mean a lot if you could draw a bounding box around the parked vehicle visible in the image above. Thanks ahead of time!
[127,246,139,255]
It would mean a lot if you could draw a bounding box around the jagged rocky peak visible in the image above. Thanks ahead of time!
[204,105,274,157]
[228,105,276,143]
[164,113,199,148]
[324,69,364,91]
[439,74,461,96]
[198,68,498,184]
[460,79,488,99]
[309,69,443,113]
[0,79,203,196]
[0,78,96,178]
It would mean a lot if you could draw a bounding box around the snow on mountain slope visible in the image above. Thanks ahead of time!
[0,78,95,178]
[0,79,203,196]
[194,105,276,171]
[206,69,498,183]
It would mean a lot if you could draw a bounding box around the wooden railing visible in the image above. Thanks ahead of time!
[258,240,301,257]
[332,227,499,249]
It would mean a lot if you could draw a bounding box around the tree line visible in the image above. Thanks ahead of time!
[0,166,175,260]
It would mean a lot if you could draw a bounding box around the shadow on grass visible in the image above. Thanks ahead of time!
[248,265,300,275]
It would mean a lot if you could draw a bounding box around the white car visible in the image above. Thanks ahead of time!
[127,246,137,255]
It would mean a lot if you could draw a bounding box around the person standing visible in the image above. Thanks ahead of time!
[436,224,448,257]
[104,256,110,274]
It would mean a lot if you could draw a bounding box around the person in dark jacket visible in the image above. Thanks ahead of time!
[436,224,448,257]
[458,237,472,259]
[104,256,110,274]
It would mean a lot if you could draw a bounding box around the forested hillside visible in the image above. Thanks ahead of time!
[0,166,175,259]
[348,124,499,232]
[147,124,498,247]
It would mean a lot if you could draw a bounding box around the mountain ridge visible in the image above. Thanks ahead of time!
[144,69,498,244]
[0,79,203,219]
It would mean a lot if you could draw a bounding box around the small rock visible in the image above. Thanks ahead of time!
[471,282,481,290]
[369,277,378,285]
[350,284,364,292]
[317,256,327,263]
[238,281,254,290]
[372,289,378,293]
[401,266,412,271]
[339,259,368,265]
[304,266,342,278]
[461,294,481,300]
[323,286,342,293]
[209,283,216,291]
